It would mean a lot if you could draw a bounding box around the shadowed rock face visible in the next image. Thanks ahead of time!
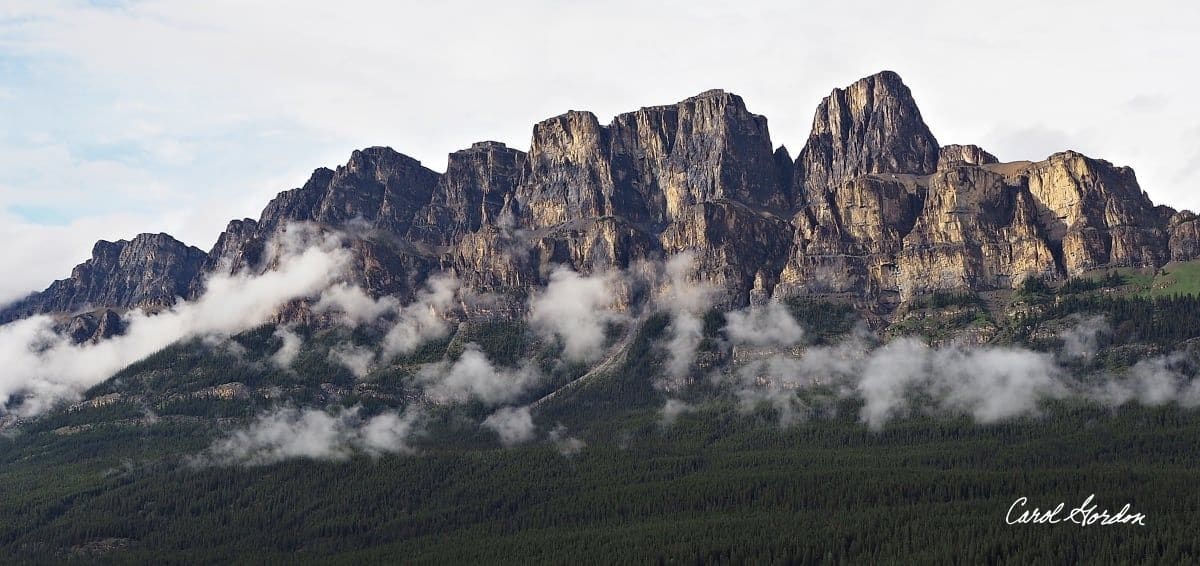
[61,309,125,344]
[409,141,526,247]
[5,71,1198,322]
[1,234,206,323]
[257,146,439,235]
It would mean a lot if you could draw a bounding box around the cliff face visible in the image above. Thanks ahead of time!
[409,141,526,246]
[510,89,788,229]
[4,71,1198,323]
[1,233,206,323]
[796,71,939,201]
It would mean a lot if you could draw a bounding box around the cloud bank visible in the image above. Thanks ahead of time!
[718,309,1200,430]
[0,225,350,415]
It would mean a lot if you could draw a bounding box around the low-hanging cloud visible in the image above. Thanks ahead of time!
[723,301,805,348]
[856,339,1067,430]
[658,398,696,426]
[529,267,624,362]
[547,424,586,456]
[199,405,423,466]
[329,343,376,378]
[270,326,303,369]
[313,283,400,326]
[719,323,1200,431]
[1059,315,1110,360]
[417,343,542,405]
[382,273,459,359]
[0,224,351,415]
[1090,354,1200,408]
[311,272,460,361]
[656,251,718,389]
[482,405,535,446]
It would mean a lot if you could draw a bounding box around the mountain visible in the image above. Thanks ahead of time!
[4,71,1200,564]
[4,70,1195,332]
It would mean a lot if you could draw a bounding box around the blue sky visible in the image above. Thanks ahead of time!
[1,0,1199,304]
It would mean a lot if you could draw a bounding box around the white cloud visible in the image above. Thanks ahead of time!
[723,301,805,348]
[313,283,399,326]
[417,344,541,405]
[657,252,718,388]
[659,398,695,426]
[528,267,624,362]
[1059,316,1109,360]
[548,424,586,457]
[381,274,459,359]
[857,339,1067,429]
[270,326,302,369]
[482,405,536,446]
[201,406,422,466]
[0,224,349,415]
[329,343,375,379]
[1091,354,1200,408]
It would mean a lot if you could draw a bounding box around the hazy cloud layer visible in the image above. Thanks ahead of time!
[1059,315,1110,360]
[548,424,586,457]
[722,336,1200,430]
[657,252,718,388]
[659,398,696,427]
[1091,354,1200,408]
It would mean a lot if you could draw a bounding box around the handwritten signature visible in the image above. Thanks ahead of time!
[1006,494,1146,526]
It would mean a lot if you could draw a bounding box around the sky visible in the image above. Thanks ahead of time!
[1,0,1198,305]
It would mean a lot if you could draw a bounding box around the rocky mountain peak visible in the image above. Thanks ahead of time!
[796,70,939,201]
[255,147,439,236]
[409,141,527,246]
[1,233,207,322]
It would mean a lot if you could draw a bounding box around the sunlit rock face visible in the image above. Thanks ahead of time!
[1018,151,1169,274]
[1169,210,1200,262]
[6,71,1197,324]
[796,70,940,202]
[938,144,998,169]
